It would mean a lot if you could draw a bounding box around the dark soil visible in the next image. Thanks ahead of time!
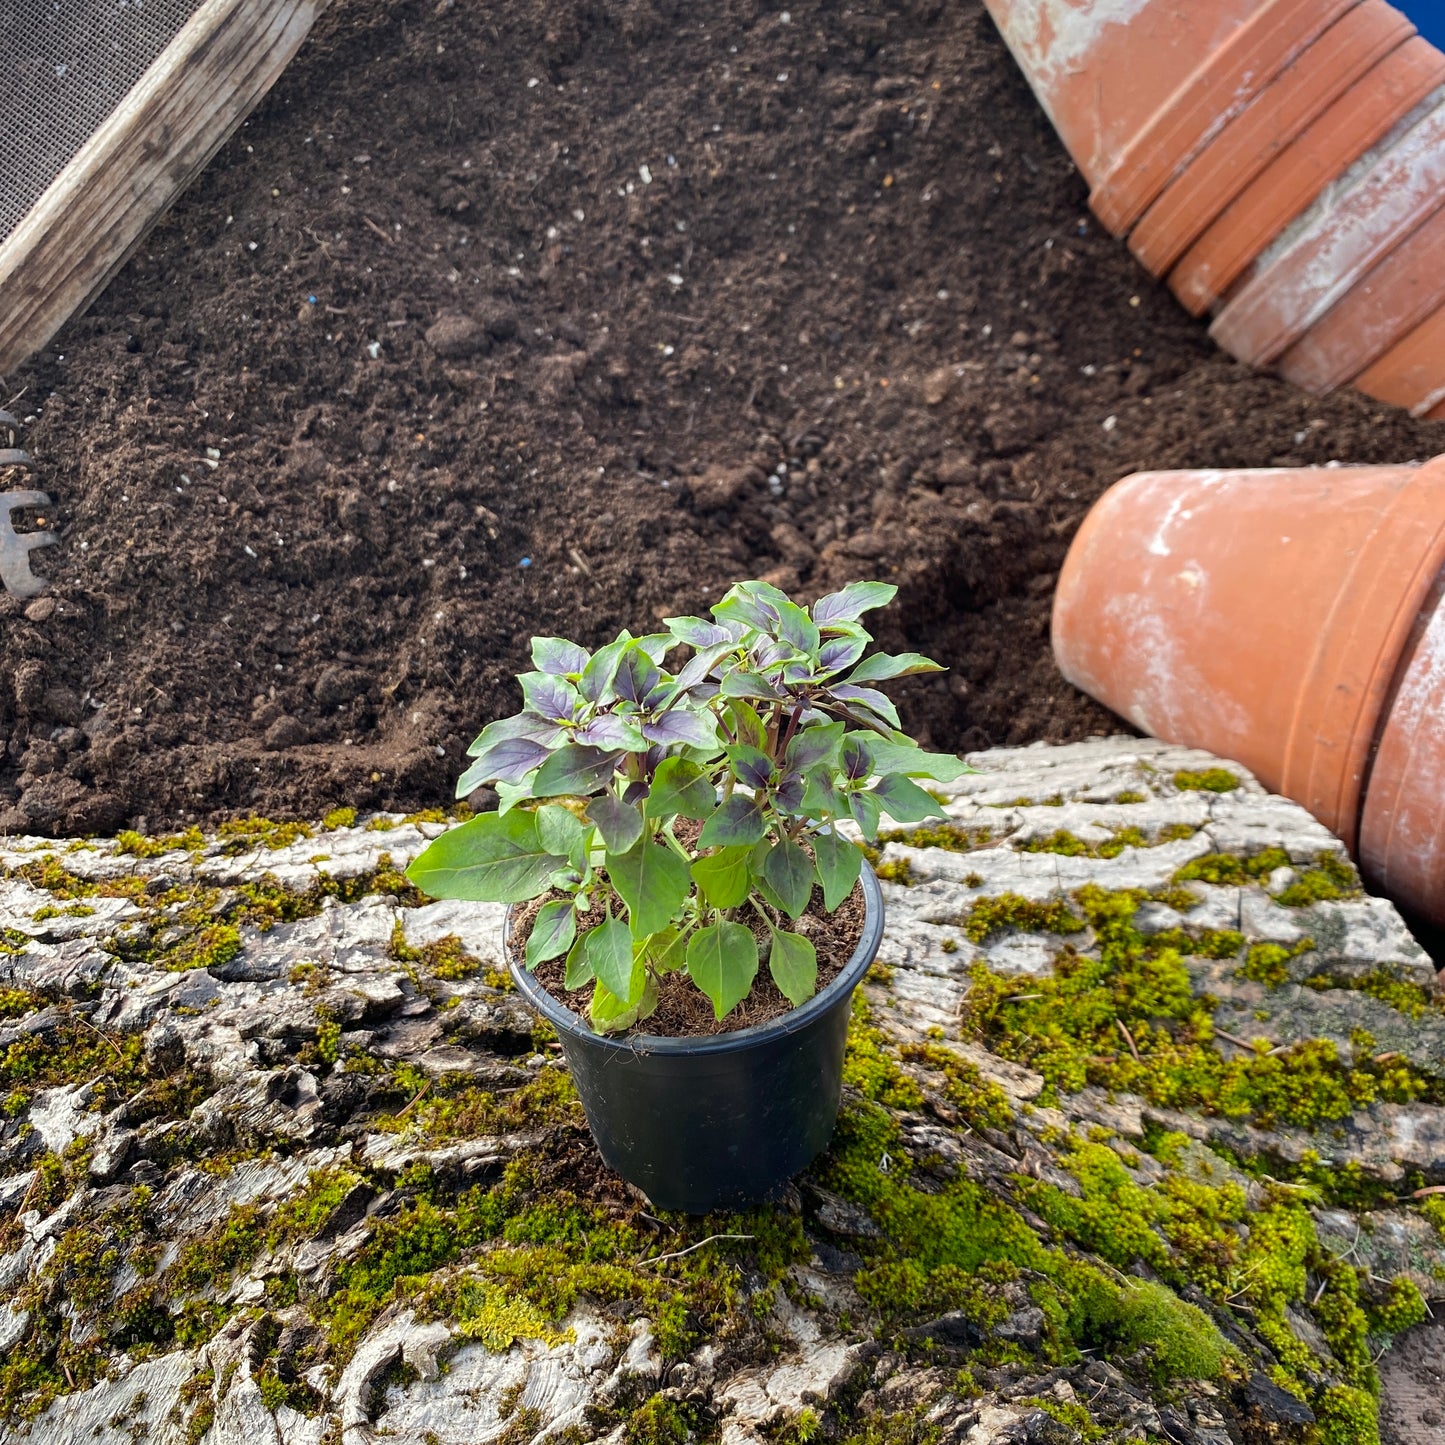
[4,0,1445,835]
[514,882,867,1038]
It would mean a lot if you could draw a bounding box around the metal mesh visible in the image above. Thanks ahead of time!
[1,0,205,245]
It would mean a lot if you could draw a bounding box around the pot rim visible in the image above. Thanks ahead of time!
[506,860,884,1056]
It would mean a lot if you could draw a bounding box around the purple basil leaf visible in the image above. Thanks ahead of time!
[773,771,805,812]
[531,636,591,677]
[467,710,560,757]
[519,671,581,723]
[849,787,883,840]
[642,710,718,750]
[532,745,625,797]
[785,722,844,774]
[614,649,662,706]
[818,635,869,674]
[585,793,645,854]
[727,744,774,790]
[698,793,767,848]
[840,735,874,781]
[622,780,650,806]
[830,684,901,727]
[666,615,734,648]
[577,712,647,750]
[812,581,898,625]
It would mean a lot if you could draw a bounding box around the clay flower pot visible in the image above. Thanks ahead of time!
[983,0,1445,414]
[504,864,885,1215]
[1051,456,1445,928]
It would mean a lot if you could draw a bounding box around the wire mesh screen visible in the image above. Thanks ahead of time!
[2,0,205,245]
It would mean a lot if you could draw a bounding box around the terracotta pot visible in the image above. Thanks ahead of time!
[1167,36,1445,317]
[1358,568,1445,928]
[1274,200,1445,397]
[1127,0,1415,277]
[1051,459,1445,885]
[979,0,1336,211]
[1210,88,1445,363]
[984,1,1445,412]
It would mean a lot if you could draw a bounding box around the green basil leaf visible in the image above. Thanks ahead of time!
[646,756,718,822]
[590,969,658,1034]
[644,925,689,975]
[698,794,767,849]
[564,933,595,990]
[525,899,577,968]
[406,811,564,904]
[685,920,759,1020]
[871,773,949,824]
[607,838,692,939]
[845,651,945,684]
[578,634,633,704]
[761,837,814,919]
[814,827,864,910]
[768,926,817,1007]
[864,735,976,783]
[583,917,637,1001]
[535,804,586,863]
[690,845,752,909]
[586,793,645,854]
[812,581,897,625]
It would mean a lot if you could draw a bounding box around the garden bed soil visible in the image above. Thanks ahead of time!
[513,882,867,1038]
[5,0,1445,836]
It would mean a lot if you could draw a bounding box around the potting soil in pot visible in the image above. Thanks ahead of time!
[512,881,868,1037]
[5,0,1445,838]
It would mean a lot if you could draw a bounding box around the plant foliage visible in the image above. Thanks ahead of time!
[407,581,968,1030]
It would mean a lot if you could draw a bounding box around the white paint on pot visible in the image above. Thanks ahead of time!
[1217,86,1445,363]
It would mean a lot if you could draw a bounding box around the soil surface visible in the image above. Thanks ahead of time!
[4,0,1445,836]
[515,882,867,1038]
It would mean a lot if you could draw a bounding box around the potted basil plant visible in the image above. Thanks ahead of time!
[406,580,970,1211]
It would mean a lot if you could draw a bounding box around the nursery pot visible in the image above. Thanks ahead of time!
[506,863,884,1214]
[1051,455,1445,927]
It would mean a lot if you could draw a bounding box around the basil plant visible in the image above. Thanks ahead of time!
[406,580,971,1032]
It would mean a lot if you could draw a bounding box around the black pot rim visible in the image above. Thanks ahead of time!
[506,860,884,1057]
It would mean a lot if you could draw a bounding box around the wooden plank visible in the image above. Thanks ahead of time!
[0,0,326,378]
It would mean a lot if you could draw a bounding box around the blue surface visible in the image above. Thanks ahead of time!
[1399,1,1445,50]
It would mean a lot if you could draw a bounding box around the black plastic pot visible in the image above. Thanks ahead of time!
[506,863,884,1214]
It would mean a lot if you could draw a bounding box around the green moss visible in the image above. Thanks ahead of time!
[1076,1277,1231,1381]
[1113,791,1148,805]
[323,807,359,830]
[115,827,205,858]
[623,1397,695,1445]
[1173,768,1239,793]
[963,894,1085,945]
[1305,969,1434,1019]
[216,817,314,853]
[1018,824,1197,860]
[1317,1385,1380,1445]
[1276,852,1360,907]
[1419,1196,1445,1238]
[0,988,41,1020]
[843,1003,925,1110]
[873,858,915,887]
[959,885,1435,1127]
[876,823,993,854]
[1237,940,1312,988]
